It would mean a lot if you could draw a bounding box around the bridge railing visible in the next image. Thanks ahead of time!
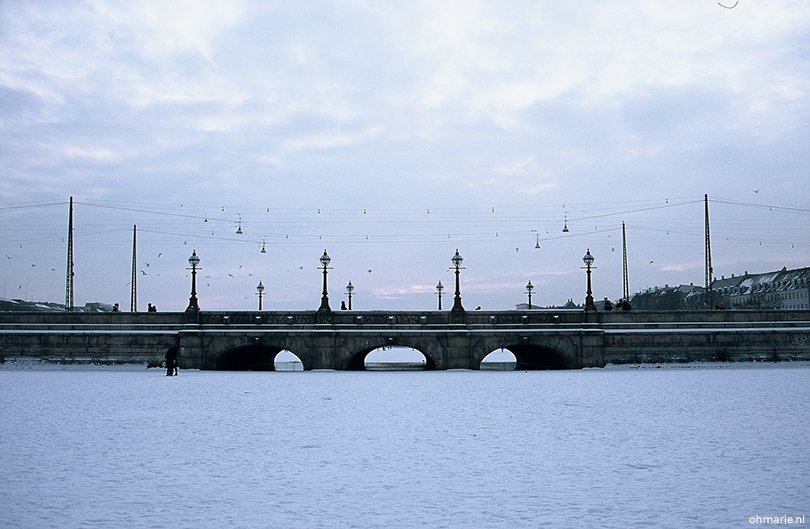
[193,310,592,327]
[1,309,808,329]
[189,309,810,328]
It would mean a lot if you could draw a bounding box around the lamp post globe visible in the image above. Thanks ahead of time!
[318,249,332,312]
[451,249,464,313]
[186,250,201,312]
[256,281,265,311]
[582,249,597,311]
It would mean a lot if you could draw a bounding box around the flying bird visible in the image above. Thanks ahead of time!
[718,0,738,8]
[140,270,147,275]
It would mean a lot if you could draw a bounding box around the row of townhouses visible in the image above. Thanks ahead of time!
[631,266,810,311]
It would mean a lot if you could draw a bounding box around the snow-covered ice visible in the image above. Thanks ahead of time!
[1,363,808,528]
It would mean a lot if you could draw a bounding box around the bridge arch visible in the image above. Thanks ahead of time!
[480,349,517,370]
[214,344,304,371]
[504,343,569,370]
[344,344,437,371]
[474,338,576,370]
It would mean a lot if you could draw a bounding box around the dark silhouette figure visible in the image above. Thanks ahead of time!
[112,303,119,312]
[341,301,347,310]
[148,303,157,312]
[604,299,613,311]
[165,346,179,376]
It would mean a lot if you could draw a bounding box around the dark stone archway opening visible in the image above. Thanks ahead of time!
[215,345,292,371]
[346,346,437,371]
[506,344,570,370]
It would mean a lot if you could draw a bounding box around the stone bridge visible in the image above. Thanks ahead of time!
[1,310,808,370]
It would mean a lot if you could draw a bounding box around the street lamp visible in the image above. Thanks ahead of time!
[346,280,354,310]
[318,249,332,312]
[451,249,464,313]
[526,280,534,309]
[436,280,444,310]
[582,248,596,311]
[186,250,201,312]
[256,281,265,311]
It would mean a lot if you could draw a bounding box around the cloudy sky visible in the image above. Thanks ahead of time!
[1,1,809,312]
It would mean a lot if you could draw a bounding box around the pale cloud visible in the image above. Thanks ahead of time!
[377,1,810,139]
[279,126,383,154]
[1,1,808,310]
[91,0,245,62]
[661,262,702,273]
[463,156,558,195]
[59,145,120,162]
[372,285,427,298]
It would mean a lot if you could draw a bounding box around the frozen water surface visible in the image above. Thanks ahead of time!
[1,363,808,529]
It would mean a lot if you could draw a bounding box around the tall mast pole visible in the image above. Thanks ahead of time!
[622,221,629,301]
[704,194,713,309]
[131,224,137,312]
[65,195,74,311]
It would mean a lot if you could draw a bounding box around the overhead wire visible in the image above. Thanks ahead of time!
[1,194,808,252]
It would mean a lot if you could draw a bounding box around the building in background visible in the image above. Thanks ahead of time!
[633,267,810,310]
[723,267,810,310]
[630,284,703,311]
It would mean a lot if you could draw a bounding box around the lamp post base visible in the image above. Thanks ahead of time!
[451,297,464,313]
[584,295,596,312]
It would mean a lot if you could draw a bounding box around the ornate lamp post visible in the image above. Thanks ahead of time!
[186,250,201,312]
[582,249,597,311]
[318,249,332,312]
[346,280,354,310]
[526,280,534,309]
[256,281,265,311]
[436,280,444,310]
[451,249,465,313]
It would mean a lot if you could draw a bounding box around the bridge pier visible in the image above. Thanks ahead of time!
[578,330,605,369]
[178,326,204,370]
